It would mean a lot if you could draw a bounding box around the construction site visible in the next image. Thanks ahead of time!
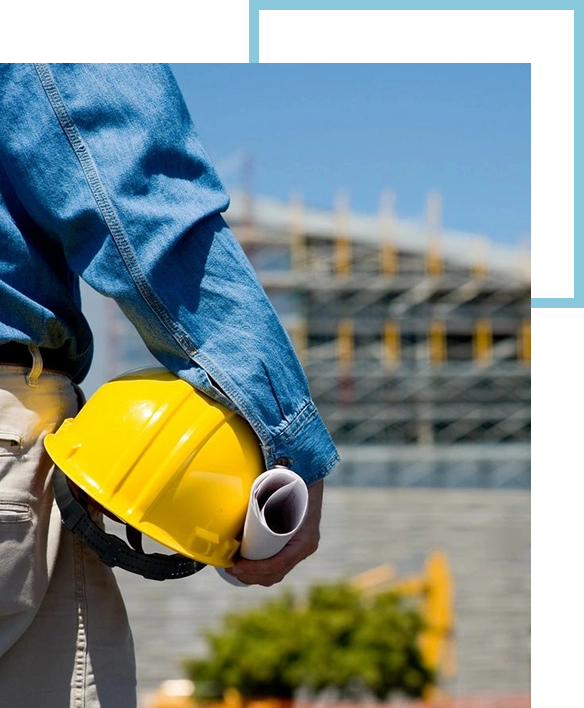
[83,189,531,706]
[225,189,531,489]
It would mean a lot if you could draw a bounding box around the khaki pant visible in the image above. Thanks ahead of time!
[0,364,136,707]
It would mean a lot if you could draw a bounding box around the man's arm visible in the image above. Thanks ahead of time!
[1,63,339,584]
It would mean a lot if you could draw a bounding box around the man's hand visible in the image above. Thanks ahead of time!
[225,479,324,587]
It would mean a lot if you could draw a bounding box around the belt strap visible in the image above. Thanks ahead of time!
[0,342,74,378]
[52,468,206,581]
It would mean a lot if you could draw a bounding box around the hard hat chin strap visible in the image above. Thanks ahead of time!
[52,468,206,581]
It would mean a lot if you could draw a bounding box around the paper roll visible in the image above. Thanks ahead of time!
[217,467,309,586]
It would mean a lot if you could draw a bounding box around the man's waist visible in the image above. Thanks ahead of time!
[0,342,75,378]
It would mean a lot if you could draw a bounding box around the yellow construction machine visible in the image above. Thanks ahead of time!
[350,549,456,696]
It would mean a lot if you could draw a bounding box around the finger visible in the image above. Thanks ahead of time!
[226,570,286,588]
[227,539,312,586]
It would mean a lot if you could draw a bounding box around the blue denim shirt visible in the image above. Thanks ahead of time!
[0,63,339,484]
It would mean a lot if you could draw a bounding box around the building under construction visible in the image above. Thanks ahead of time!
[89,189,530,490]
[225,190,531,489]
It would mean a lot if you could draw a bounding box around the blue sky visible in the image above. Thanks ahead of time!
[170,63,530,247]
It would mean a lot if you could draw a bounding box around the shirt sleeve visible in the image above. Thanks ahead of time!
[1,63,340,484]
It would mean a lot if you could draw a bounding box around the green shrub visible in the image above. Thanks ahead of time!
[184,583,435,701]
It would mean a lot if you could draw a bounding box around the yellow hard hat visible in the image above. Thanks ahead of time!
[45,367,264,573]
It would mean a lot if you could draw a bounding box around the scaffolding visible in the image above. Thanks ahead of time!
[226,190,531,489]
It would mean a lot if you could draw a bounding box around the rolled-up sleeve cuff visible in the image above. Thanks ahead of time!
[261,401,341,485]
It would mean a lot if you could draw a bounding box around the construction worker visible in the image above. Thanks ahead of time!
[0,64,339,708]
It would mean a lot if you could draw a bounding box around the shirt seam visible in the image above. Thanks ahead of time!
[261,400,318,460]
[193,349,308,443]
[33,63,198,359]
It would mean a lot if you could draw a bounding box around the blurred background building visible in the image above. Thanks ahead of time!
[229,190,530,490]
[82,189,530,705]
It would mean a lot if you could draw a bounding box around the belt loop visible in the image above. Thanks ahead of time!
[26,345,44,387]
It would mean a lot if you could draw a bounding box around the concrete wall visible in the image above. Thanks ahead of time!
[113,488,530,698]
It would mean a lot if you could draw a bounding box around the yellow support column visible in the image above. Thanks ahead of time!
[384,321,400,368]
[337,319,354,366]
[379,190,398,276]
[426,242,442,278]
[429,320,447,367]
[336,238,352,276]
[473,318,493,366]
[518,318,531,363]
[472,236,488,279]
[425,191,442,278]
[335,191,352,277]
[381,242,397,276]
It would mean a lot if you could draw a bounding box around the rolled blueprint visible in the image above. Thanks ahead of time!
[217,467,309,586]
